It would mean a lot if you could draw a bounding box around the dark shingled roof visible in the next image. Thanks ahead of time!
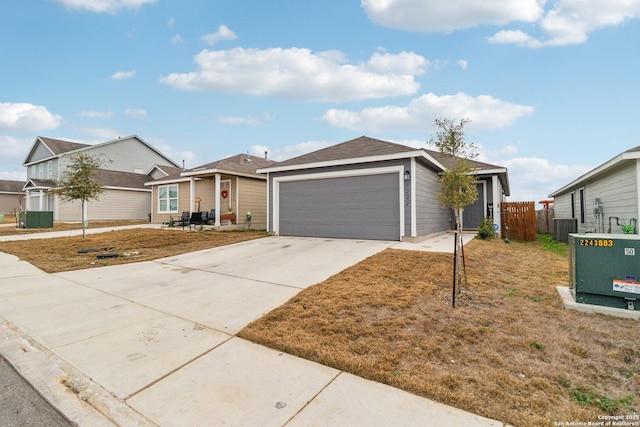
[265,136,505,172]
[188,153,277,175]
[94,169,152,190]
[38,136,90,155]
[270,136,418,168]
[0,180,26,193]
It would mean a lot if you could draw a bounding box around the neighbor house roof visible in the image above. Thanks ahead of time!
[38,137,91,155]
[147,153,277,186]
[94,169,151,191]
[0,180,26,194]
[22,171,151,191]
[23,135,180,168]
[549,145,640,197]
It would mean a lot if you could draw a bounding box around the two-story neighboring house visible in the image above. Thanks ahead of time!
[22,135,180,222]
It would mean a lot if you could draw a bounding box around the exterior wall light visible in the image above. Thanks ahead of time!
[404,170,411,181]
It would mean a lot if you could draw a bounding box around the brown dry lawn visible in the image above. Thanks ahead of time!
[0,227,268,272]
[239,237,639,427]
[0,215,148,237]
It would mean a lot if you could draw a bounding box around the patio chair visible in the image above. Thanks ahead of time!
[178,211,189,229]
[207,209,216,225]
[200,211,209,225]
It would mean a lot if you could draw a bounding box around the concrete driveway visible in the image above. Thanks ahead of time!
[0,235,500,426]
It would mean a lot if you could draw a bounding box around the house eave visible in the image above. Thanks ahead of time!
[257,150,445,174]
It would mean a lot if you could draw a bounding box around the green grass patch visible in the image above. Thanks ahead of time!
[536,233,568,258]
[570,385,634,413]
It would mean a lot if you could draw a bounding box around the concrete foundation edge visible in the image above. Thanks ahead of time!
[556,286,640,320]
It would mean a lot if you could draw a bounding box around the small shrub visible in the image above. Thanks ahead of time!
[477,217,495,239]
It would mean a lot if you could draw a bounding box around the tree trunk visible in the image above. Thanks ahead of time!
[454,208,464,294]
[81,199,86,238]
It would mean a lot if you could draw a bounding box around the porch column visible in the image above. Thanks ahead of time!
[38,190,44,211]
[214,174,221,226]
[25,190,31,211]
[189,177,195,213]
[492,175,500,238]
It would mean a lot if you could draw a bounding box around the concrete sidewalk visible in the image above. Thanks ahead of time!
[0,233,502,426]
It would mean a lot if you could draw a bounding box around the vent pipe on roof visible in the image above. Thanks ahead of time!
[265,151,268,160]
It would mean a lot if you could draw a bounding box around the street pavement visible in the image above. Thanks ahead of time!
[0,229,498,426]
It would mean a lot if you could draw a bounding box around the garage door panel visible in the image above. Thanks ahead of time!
[278,173,400,240]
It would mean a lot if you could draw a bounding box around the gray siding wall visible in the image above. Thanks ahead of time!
[58,137,174,175]
[553,161,639,234]
[415,160,451,235]
[28,143,55,163]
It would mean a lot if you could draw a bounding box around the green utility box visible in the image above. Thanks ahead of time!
[569,233,639,310]
[18,211,54,229]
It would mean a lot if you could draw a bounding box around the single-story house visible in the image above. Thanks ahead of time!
[146,153,276,229]
[257,136,510,241]
[0,180,25,214]
[22,135,180,222]
[549,145,640,234]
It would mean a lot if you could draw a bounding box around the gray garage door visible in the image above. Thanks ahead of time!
[278,173,401,240]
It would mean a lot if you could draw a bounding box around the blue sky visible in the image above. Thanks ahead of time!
[1,0,639,205]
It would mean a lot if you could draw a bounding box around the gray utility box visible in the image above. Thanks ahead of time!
[569,233,639,310]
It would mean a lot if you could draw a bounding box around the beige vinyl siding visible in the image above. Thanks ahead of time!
[57,189,151,221]
[0,193,23,214]
[238,177,267,229]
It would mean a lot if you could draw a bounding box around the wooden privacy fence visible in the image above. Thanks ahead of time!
[500,201,536,241]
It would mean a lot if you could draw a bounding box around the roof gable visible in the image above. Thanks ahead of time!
[188,153,277,175]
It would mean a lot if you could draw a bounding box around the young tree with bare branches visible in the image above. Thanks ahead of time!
[56,153,103,238]
[430,117,478,297]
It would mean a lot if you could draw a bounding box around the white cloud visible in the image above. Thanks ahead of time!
[0,135,31,159]
[322,92,534,131]
[0,170,27,181]
[361,0,543,33]
[54,0,156,13]
[490,0,640,48]
[109,70,136,80]
[0,102,61,132]
[171,34,185,45]
[78,110,114,119]
[124,108,147,119]
[167,17,176,29]
[362,0,640,48]
[201,25,238,46]
[155,143,196,167]
[249,140,333,162]
[160,48,426,102]
[71,125,121,141]
[496,156,594,202]
[217,114,270,127]
[457,59,468,71]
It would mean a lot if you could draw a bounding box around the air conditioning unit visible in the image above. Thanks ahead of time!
[569,233,639,310]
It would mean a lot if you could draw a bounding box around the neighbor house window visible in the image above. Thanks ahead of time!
[38,163,44,179]
[158,185,178,213]
[570,192,576,219]
[579,188,585,224]
[47,160,53,179]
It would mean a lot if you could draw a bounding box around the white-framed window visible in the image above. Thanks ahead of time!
[47,160,53,179]
[38,163,44,179]
[158,184,178,213]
